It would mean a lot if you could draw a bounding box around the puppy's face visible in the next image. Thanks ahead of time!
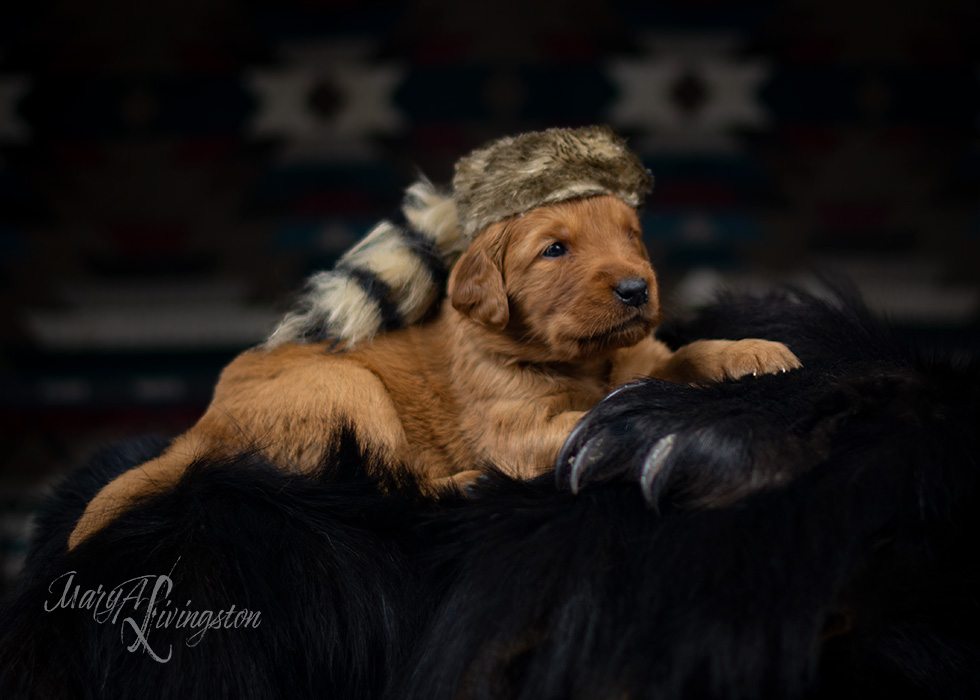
[449,195,661,362]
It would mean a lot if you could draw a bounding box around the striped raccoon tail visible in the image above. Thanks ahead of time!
[264,180,466,349]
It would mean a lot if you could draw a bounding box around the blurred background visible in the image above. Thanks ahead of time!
[1,0,978,594]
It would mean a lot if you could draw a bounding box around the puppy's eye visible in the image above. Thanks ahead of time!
[542,242,568,258]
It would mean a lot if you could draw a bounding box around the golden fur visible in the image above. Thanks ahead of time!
[68,195,800,548]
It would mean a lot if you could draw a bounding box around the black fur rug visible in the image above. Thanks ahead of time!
[2,286,978,699]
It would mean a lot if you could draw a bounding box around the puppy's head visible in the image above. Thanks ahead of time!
[448,194,661,362]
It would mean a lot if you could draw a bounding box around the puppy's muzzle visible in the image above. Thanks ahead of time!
[614,277,649,308]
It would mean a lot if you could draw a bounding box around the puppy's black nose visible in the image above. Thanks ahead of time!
[614,277,649,307]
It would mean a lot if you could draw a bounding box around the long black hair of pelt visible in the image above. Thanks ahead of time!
[401,285,980,700]
[1,284,978,700]
[0,430,436,700]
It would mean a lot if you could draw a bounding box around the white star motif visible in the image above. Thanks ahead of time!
[606,36,771,154]
[607,57,770,131]
[245,63,405,145]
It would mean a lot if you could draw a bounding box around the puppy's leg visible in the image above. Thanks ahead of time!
[67,431,215,549]
[69,345,413,549]
[428,470,485,492]
[468,401,587,479]
[613,336,801,386]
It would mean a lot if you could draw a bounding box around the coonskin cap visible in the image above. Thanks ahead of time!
[453,125,654,238]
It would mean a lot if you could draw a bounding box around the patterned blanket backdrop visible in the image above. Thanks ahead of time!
[0,0,977,594]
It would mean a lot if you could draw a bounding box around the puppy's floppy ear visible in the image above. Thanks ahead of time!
[448,234,509,330]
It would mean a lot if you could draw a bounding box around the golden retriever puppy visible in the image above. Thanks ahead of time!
[68,193,799,549]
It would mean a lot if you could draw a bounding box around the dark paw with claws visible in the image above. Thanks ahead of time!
[556,374,827,511]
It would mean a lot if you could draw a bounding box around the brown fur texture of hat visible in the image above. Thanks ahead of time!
[453,125,654,239]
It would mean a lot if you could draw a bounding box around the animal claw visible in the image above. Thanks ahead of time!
[639,433,676,505]
[568,435,605,494]
[600,380,647,405]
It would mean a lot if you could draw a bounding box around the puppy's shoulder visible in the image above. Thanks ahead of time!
[350,318,450,372]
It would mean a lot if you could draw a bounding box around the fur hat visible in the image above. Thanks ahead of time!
[265,126,652,348]
[453,125,653,239]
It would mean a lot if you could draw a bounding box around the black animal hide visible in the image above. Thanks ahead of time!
[2,287,978,699]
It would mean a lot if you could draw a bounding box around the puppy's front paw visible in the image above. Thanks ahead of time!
[674,339,801,384]
[715,338,802,381]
